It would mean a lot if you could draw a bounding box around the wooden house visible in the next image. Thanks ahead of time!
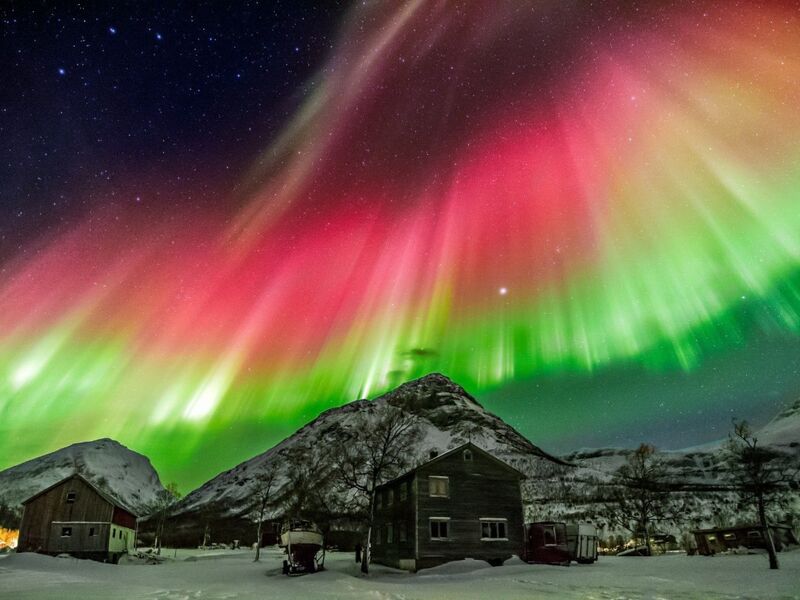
[371,442,525,571]
[692,523,799,555]
[17,473,138,563]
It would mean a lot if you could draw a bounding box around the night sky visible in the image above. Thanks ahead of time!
[2,1,800,491]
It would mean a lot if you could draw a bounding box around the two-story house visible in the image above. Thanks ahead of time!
[371,442,525,571]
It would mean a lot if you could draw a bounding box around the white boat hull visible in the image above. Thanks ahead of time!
[280,530,323,548]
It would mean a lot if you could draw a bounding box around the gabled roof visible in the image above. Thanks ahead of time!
[21,472,139,517]
[376,442,526,491]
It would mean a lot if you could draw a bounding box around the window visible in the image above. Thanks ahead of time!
[375,527,381,545]
[430,518,449,540]
[387,523,393,544]
[480,519,507,540]
[723,533,737,541]
[399,523,407,542]
[61,527,72,537]
[400,482,407,501]
[463,449,473,462]
[376,493,382,510]
[66,491,76,504]
[543,525,559,546]
[89,527,96,537]
[428,476,449,498]
[747,530,763,539]
[387,489,394,506]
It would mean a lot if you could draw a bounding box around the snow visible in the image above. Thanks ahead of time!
[0,438,164,515]
[1,547,798,599]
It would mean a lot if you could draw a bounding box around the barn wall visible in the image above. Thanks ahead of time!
[18,476,113,554]
[48,522,110,554]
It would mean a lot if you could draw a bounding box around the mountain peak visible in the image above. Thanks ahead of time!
[382,372,484,413]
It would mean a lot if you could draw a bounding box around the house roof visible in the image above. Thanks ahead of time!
[375,442,526,491]
[21,472,140,517]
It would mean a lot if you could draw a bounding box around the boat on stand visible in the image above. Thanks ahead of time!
[279,519,324,574]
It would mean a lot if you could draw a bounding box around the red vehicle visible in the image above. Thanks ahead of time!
[523,522,571,566]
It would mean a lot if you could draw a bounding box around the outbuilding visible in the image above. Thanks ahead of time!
[17,473,138,563]
[692,523,799,555]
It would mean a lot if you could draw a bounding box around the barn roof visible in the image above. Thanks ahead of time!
[21,472,140,517]
[376,442,526,491]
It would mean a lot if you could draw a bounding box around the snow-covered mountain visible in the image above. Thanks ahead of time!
[536,399,800,532]
[166,373,563,537]
[0,438,165,516]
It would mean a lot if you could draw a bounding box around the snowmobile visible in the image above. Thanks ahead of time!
[279,519,324,574]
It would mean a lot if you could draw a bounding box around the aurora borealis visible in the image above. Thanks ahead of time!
[2,1,800,490]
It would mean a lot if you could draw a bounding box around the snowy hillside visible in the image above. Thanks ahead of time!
[758,399,800,448]
[0,438,165,515]
[538,400,800,532]
[169,373,563,528]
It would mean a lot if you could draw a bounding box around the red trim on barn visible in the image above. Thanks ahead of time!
[112,506,137,529]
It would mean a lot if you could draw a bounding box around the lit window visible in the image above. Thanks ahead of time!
[430,518,449,540]
[429,476,449,498]
[480,519,507,540]
[66,491,76,504]
[61,527,72,537]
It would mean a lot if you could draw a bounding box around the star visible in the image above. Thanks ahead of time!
[57,68,66,76]
[499,287,508,296]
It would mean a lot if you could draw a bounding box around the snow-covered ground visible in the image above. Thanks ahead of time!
[1,547,798,599]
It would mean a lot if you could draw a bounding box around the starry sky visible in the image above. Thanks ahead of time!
[2,1,800,491]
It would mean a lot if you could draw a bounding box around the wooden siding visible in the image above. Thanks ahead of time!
[112,506,137,530]
[371,474,416,568]
[414,447,524,569]
[372,444,525,571]
[18,475,113,554]
[47,522,110,554]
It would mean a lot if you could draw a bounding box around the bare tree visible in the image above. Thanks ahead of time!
[726,420,797,570]
[251,466,278,562]
[334,407,421,574]
[148,482,181,555]
[605,444,675,555]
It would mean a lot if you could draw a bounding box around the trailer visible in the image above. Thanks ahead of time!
[523,522,570,566]
[566,523,598,564]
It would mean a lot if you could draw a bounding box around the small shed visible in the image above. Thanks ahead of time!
[371,443,525,571]
[17,473,138,563]
[692,524,799,555]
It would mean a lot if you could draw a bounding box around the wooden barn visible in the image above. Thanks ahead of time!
[371,442,525,571]
[17,473,138,563]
